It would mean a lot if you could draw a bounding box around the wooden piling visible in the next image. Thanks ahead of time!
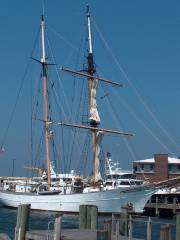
[53,214,62,240]
[147,217,152,240]
[86,205,92,229]
[15,204,30,240]
[103,220,111,240]
[119,206,128,237]
[79,205,98,230]
[115,221,119,240]
[128,214,133,240]
[79,205,87,229]
[160,224,171,240]
[176,212,180,240]
[90,205,98,229]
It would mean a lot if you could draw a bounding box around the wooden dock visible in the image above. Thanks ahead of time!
[25,229,143,240]
[145,194,180,216]
[9,204,180,240]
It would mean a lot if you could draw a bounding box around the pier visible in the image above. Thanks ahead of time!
[5,204,178,240]
[145,193,180,216]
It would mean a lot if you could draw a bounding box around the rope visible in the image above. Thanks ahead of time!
[0,61,30,152]
[92,16,179,153]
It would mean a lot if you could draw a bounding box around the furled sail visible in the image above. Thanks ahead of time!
[88,77,100,125]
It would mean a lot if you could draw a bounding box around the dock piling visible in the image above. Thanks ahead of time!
[90,205,98,229]
[79,205,87,229]
[119,206,128,237]
[15,204,30,240]
[176,212,180,240]
[128,214,133,240]
[53,214,62,240]
[160,224,171,240]
[147,217,152,240]
[79,205,98,230]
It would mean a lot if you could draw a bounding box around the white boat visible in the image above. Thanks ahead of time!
[0,7,157,213]
[104,152,144,190]
[0,186,155,213]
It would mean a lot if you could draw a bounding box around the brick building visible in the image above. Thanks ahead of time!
[133,154,180,183]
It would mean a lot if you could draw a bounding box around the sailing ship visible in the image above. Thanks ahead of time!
[0,7,157,213]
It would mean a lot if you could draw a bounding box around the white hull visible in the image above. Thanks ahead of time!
[0,186,156,213]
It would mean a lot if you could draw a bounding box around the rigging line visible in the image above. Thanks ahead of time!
[32,75,42,119]
[102,88,137,161]
[70,35,84,119]
[45,34,69,171]
[51,135,64,172]
[91,17,180,153]
[32,128,44,177]
[61,124,66,172]
[67,77,86,171]
[98,67,176,155]
[47,25,78,52]
[116,91,175,155]
[46,32,73,120]
[100,147,106,179]
[46,34,83,156]
[0,23,40,150]
[29,63,34,175]
[67,36,84,167]
[46,35,73,120]
[0,61,30,150]
[79,132,90,176]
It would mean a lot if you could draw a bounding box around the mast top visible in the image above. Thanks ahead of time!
[41,14,44,22]
[86,5,93,55]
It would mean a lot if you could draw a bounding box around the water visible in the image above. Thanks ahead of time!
[0,207,176,239]
[0,208,78,239]
[132,217,176,239]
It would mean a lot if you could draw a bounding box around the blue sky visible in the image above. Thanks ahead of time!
[0,0,180,176]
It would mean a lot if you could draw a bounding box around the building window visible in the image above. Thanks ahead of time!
[141,164,144,171]
[168,165,172,171]
[178,165,180,171]
[150,164,154,171]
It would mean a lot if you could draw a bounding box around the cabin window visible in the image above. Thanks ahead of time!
[133,166,137,173]
[106,182,113,186]
[130,181,135,185]
[120,181,130,185]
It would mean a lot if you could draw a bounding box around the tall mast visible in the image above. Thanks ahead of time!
[41,15,51,189]
[86,6,102,182]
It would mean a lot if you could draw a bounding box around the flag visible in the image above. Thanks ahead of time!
[0,146,5,154]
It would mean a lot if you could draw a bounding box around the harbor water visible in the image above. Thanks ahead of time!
[0,207,176,239]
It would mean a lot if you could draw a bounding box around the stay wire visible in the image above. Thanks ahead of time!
[0,60,31,151]
[92,16,179,153]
